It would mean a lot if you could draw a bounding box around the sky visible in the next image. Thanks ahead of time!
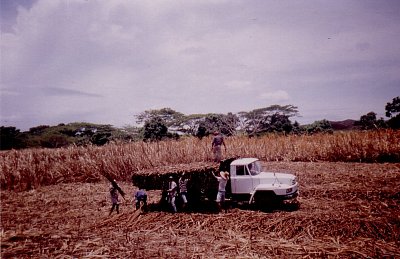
[1,0,399,131]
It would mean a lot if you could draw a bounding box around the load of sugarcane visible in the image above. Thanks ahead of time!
[131,162,217,190]
[131,158,237,203]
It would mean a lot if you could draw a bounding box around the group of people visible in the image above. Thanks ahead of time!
[108,173,189,215]
[164,169,229,213]
[109,131,228,215]
[165,173,189,213]
[109,183,148,216]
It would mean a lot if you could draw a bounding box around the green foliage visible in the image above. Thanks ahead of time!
[302,120,333,134]
[143,117,169,141]
[6,98,399,149]
[0,126,26,150]
[385,96,400,118]
[267,113,293,133]
[195,123,208,139]
[387,116,400,129]
[1,122,130,149]
[291,121,302,135]
[40,133,71,148]
[136,108,185,127]
[355,112,386,130]
[178,114,207,135]
[203,113,239,136]
[238,105,299,135]
[385,96,400,129]
[29,125,50,135]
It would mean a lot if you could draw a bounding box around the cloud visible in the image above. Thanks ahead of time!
[1,0,399,130]
[224,80,252,91]
[43,87,102,98]
[259,90,290,102]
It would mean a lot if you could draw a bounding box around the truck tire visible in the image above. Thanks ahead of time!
[253,191,283,210]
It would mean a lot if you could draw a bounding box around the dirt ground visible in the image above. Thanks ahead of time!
[1,162,400,258]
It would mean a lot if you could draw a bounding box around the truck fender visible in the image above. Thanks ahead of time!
[248,188,260,204]
[249,192,256,204]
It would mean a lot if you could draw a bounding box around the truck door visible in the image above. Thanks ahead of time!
[230,165,253,194]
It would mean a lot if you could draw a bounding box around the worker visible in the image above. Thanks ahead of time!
[109,182,120,215]
[213,171,230,212]
[167,176,178,213]
[179,173,189,210]
[211,131,226,162]
[134,187,148,211]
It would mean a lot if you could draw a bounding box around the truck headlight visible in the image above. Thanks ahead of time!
[286,188,293,193]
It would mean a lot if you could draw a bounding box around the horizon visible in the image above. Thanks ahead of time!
[1,114,362,132]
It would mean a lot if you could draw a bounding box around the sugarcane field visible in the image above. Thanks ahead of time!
[1,130,400,258]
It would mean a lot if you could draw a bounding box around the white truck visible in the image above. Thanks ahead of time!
[224,158,299,205]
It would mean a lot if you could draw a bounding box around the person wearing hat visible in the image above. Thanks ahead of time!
[213,171,230,212]
[211,131,226,162]
[167,176,178,213]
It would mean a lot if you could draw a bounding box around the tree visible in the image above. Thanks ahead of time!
[90,132,111,146]
[385,96,400,129]
[199,113,239,136]
[303,120,333,134]
[0,126,25,150]
[29,125,50,135]
[175,114,206,135]
[291,121,302,134]
[195,123,207,139]
[135,108,184,127]
[238,105,298,135]
[355,112,386,130]
[40,134,70,148]
[143,117,168,141]
[385,96,400,118]
[267,113,293,133]
[220,113,239,136]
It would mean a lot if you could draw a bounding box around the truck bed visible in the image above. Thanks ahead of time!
[131,161,219,190]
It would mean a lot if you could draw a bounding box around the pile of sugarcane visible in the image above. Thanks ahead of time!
[131,161,219,191]
[130,158,237,193]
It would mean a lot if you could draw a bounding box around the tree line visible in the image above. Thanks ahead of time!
[1,97,399,150]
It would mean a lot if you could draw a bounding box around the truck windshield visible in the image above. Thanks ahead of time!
[248,161,262,175]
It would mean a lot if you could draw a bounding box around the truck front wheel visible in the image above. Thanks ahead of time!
[253,191,283,210]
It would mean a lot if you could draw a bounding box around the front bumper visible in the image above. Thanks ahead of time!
[278,190,299,200]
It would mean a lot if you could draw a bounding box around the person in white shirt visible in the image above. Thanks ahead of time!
[213,171,230,212]
[167,176,178,213]
[179,173,189,210]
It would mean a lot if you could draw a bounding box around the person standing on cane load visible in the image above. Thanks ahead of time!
[167,176,178,213]
[212,131,226,162]
[179,173,189,210]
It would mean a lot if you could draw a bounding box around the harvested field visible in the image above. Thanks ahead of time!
[1,162,399,258]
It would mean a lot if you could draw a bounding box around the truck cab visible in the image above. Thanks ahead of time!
[227,158,298,204]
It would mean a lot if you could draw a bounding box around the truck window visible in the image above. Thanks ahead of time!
[236,165,247,176]
[249,161,262,175]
